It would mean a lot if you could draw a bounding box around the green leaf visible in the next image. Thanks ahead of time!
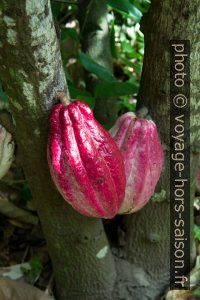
[61,28,79,42]
[0,82,8,103]
[110,20,118,59]
[120,57,136,68]
[119,95,136,112]
[121,40,134,54]
[20,183,32,205]
[51,2,62,18]
[78,52,116,82]
[95,81,138,98]
[68,83,95,109]
[22,257,42,285]
[194,288,200,296]
[129,0,150,14]
[77,96,95,109]
[194,225,200,241]
[68,82,91,98]
[134,61,143,75]
[107,0,142,22]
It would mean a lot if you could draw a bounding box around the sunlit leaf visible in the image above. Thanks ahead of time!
[129,0,150,14]
[194,225,200,240]
[22,257,43,285]
[107,0,142,22]
[119,95,137,112]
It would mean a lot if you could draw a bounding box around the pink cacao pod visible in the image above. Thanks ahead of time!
[110,112,163,214]
[47,100,126,218]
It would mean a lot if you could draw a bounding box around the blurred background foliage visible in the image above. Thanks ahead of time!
[0,0,151,117]
[50,0,150,115]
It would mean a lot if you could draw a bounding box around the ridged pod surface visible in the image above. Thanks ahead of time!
[0,125,14,179]
[47,100,126,218]
[110,112,163,214]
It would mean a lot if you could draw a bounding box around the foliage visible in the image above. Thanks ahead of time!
[21,257,43,285]
[50,0,149,119]
[0,0,149,118]
[194,224,200,241]
[20,183,33,205]
[193,288,200,296]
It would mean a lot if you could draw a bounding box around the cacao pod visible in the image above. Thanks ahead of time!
[110,112,163,213]
[47,100,126,218]
[0,125,14,179]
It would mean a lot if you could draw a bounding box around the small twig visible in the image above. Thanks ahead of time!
[45,273,54,295]
[21,246,30,263]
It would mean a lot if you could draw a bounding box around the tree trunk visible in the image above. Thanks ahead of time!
[78,0,118,128]
[0,1,116,299]
[116,1,200,299]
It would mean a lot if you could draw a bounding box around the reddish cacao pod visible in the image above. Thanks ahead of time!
[47,100,126,218]
[110,112,163,214]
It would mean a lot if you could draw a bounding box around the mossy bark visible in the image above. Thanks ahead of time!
[0,1,116,299]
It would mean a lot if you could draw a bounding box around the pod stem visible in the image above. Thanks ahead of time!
[56,92,71,106]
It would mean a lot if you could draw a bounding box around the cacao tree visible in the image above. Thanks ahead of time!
[0,0,199,300]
